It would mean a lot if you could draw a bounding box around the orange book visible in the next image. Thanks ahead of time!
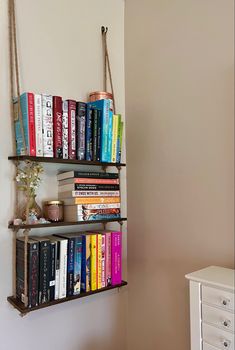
[66,197,121,205]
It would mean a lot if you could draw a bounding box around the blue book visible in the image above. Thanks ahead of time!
[14,94,29,155]
[74,236,82,295]
[87,99,112,162]
[83,213,121,221]
[107,108,114,162]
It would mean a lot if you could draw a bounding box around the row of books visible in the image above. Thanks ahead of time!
[16,231,122,308]
[14,92,123,163]
[57,170,121,222]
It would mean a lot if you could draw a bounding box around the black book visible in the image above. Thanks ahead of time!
[32,237,50,304]
[57,171,119,181]
[76,102,86,161]
[48,239,56,301]
[16,237,39,308]
[73,183,120,191]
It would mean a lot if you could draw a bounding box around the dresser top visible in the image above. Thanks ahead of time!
[185,266,234,291]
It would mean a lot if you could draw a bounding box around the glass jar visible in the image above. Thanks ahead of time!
[44,200,64,222]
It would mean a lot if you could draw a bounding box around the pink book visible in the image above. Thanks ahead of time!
[101,235,106,288]
[111,231,122,285]
[105,232,112,286]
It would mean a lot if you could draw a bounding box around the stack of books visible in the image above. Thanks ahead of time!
[57,171,121,222]
[14,92,124,163]
[16,231,122,308]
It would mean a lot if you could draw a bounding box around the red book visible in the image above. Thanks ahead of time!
[53,96,63,158]
[74,178,119,185]
[67,100,76,159]
[27,93,36,156]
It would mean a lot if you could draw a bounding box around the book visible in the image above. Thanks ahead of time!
[85,105,93,161]
[42,94,53,157]
[62,100,69,159]
[92,109,98,161]
[54,239,60,300]
[76,102,86,160]
[16,237,39,308]
[74,235,82,295]
[105,232,112,286]
[64,206,121,221]
[117,121,124,163]
[53,96,63,158]
[52,237,68,299]
[111,114,120,163]
[14,92,36,156]
[48,239,56,301]
[90,235,97,291]
[59,196,121,204]
[58,184,120,192]
[57,171,119,181]
[68,100,76,159]
[111,232,122,285]
[101,234,106,288]
[34,94,43,157]
[31,236,50,304]
[107,102,114,162]
[63,178,119,185]
[81,235,91,292]
[87,99,112,162]
[55,234,75,297]
[66,203,121,209]
[58,186,120,196]
[97,109,102,161]
[97,234,102,289]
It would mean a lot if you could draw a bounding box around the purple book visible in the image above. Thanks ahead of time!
[111,232,122,285]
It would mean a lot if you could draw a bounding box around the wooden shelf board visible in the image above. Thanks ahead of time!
[7,281,128,315]
[8,156,126,167]
[8,217,127,230]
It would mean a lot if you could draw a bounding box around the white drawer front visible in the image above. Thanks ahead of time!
[202,323,234,350]
[203,342,221,350]
[202,304,234,333]
[202,286,234,312]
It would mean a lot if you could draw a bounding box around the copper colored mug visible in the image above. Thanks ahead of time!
[89,91,113,102]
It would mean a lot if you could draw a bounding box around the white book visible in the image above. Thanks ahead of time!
[59,238,68,299]
[62,100,68,159]
[34,94,43,156]
[42,94,53,157]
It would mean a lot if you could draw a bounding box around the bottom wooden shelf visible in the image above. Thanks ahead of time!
[7,280,128,315]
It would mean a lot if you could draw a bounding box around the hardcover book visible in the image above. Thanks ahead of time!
[57,171,119,181]
[59,196,121,204]
[76,102,86,161]
[105,232,112,286]
[42,94,53,157]
[85,106,93,161]
[111,114,120,163]
[97,234,102,289]
[81,235,91,292]
[111,232,122,285]
[101,234,106,288]
[52,237,68,299]
[62,100,69,159]
[53,96,63,158]
[34,94,43,157]
[74,235,82,295]
[47,238,57,301]
[67,100,76,159]
[16,237,39,308]
[90,235,97,291]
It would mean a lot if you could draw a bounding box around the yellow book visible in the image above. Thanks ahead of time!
[90,235,97,291]
[86,235,91,292]
[111,114,119,163]
[97,234,102,289]
[70,197,121,205]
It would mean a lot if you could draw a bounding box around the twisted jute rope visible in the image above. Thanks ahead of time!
[101,27,116,114]
[8,0,29,306]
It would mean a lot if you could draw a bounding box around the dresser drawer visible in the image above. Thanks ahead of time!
[202,285,234,312]
[202,304,234,333]
[203,342,221,350]
[202,323,234,350]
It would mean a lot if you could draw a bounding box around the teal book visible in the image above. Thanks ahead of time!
[74,236,82,295]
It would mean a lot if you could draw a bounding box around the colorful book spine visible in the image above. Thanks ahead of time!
[97,109,102,161]
[105,232,112,286]
[111,232,122,285]
[75,203,121,210]
[97,234,102,289]
[77,213,121,221]
[73,178,119,185]
[14,97,25,155]
[34,94,43,157]
[101,235,106,288]
[76,102,86,160]
[49,241,56,301]
[117,121,124,163]
[38,239,50,304]
[53,96,63,158]
[62,100,69,159]
[81,235,91,292]
[112,114,120,163]
[107,101,114,162]
[116,115,122,162]
[69,184,120,191]
[90,235,97,291]
[68,100,76,159]
[21,92,36,156]
[60,196,121,204]
[42,94,53,157]
[57,171,119,180]
[16,238,39,308]
[85,106,93,161]
[92,109,98,161]
[58,188,120,197]
[66,237,75,297]
[74,236,82,295]
[59,239,68,299]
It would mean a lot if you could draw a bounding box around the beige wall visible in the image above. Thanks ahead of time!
[0,1,127,350]
[125,1,234,349]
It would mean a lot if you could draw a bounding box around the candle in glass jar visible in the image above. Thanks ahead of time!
[44,201,64,222]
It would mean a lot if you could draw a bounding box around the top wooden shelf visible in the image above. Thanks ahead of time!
[8,156,126,167]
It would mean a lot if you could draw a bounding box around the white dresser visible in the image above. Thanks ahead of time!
[186,266,235,350]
